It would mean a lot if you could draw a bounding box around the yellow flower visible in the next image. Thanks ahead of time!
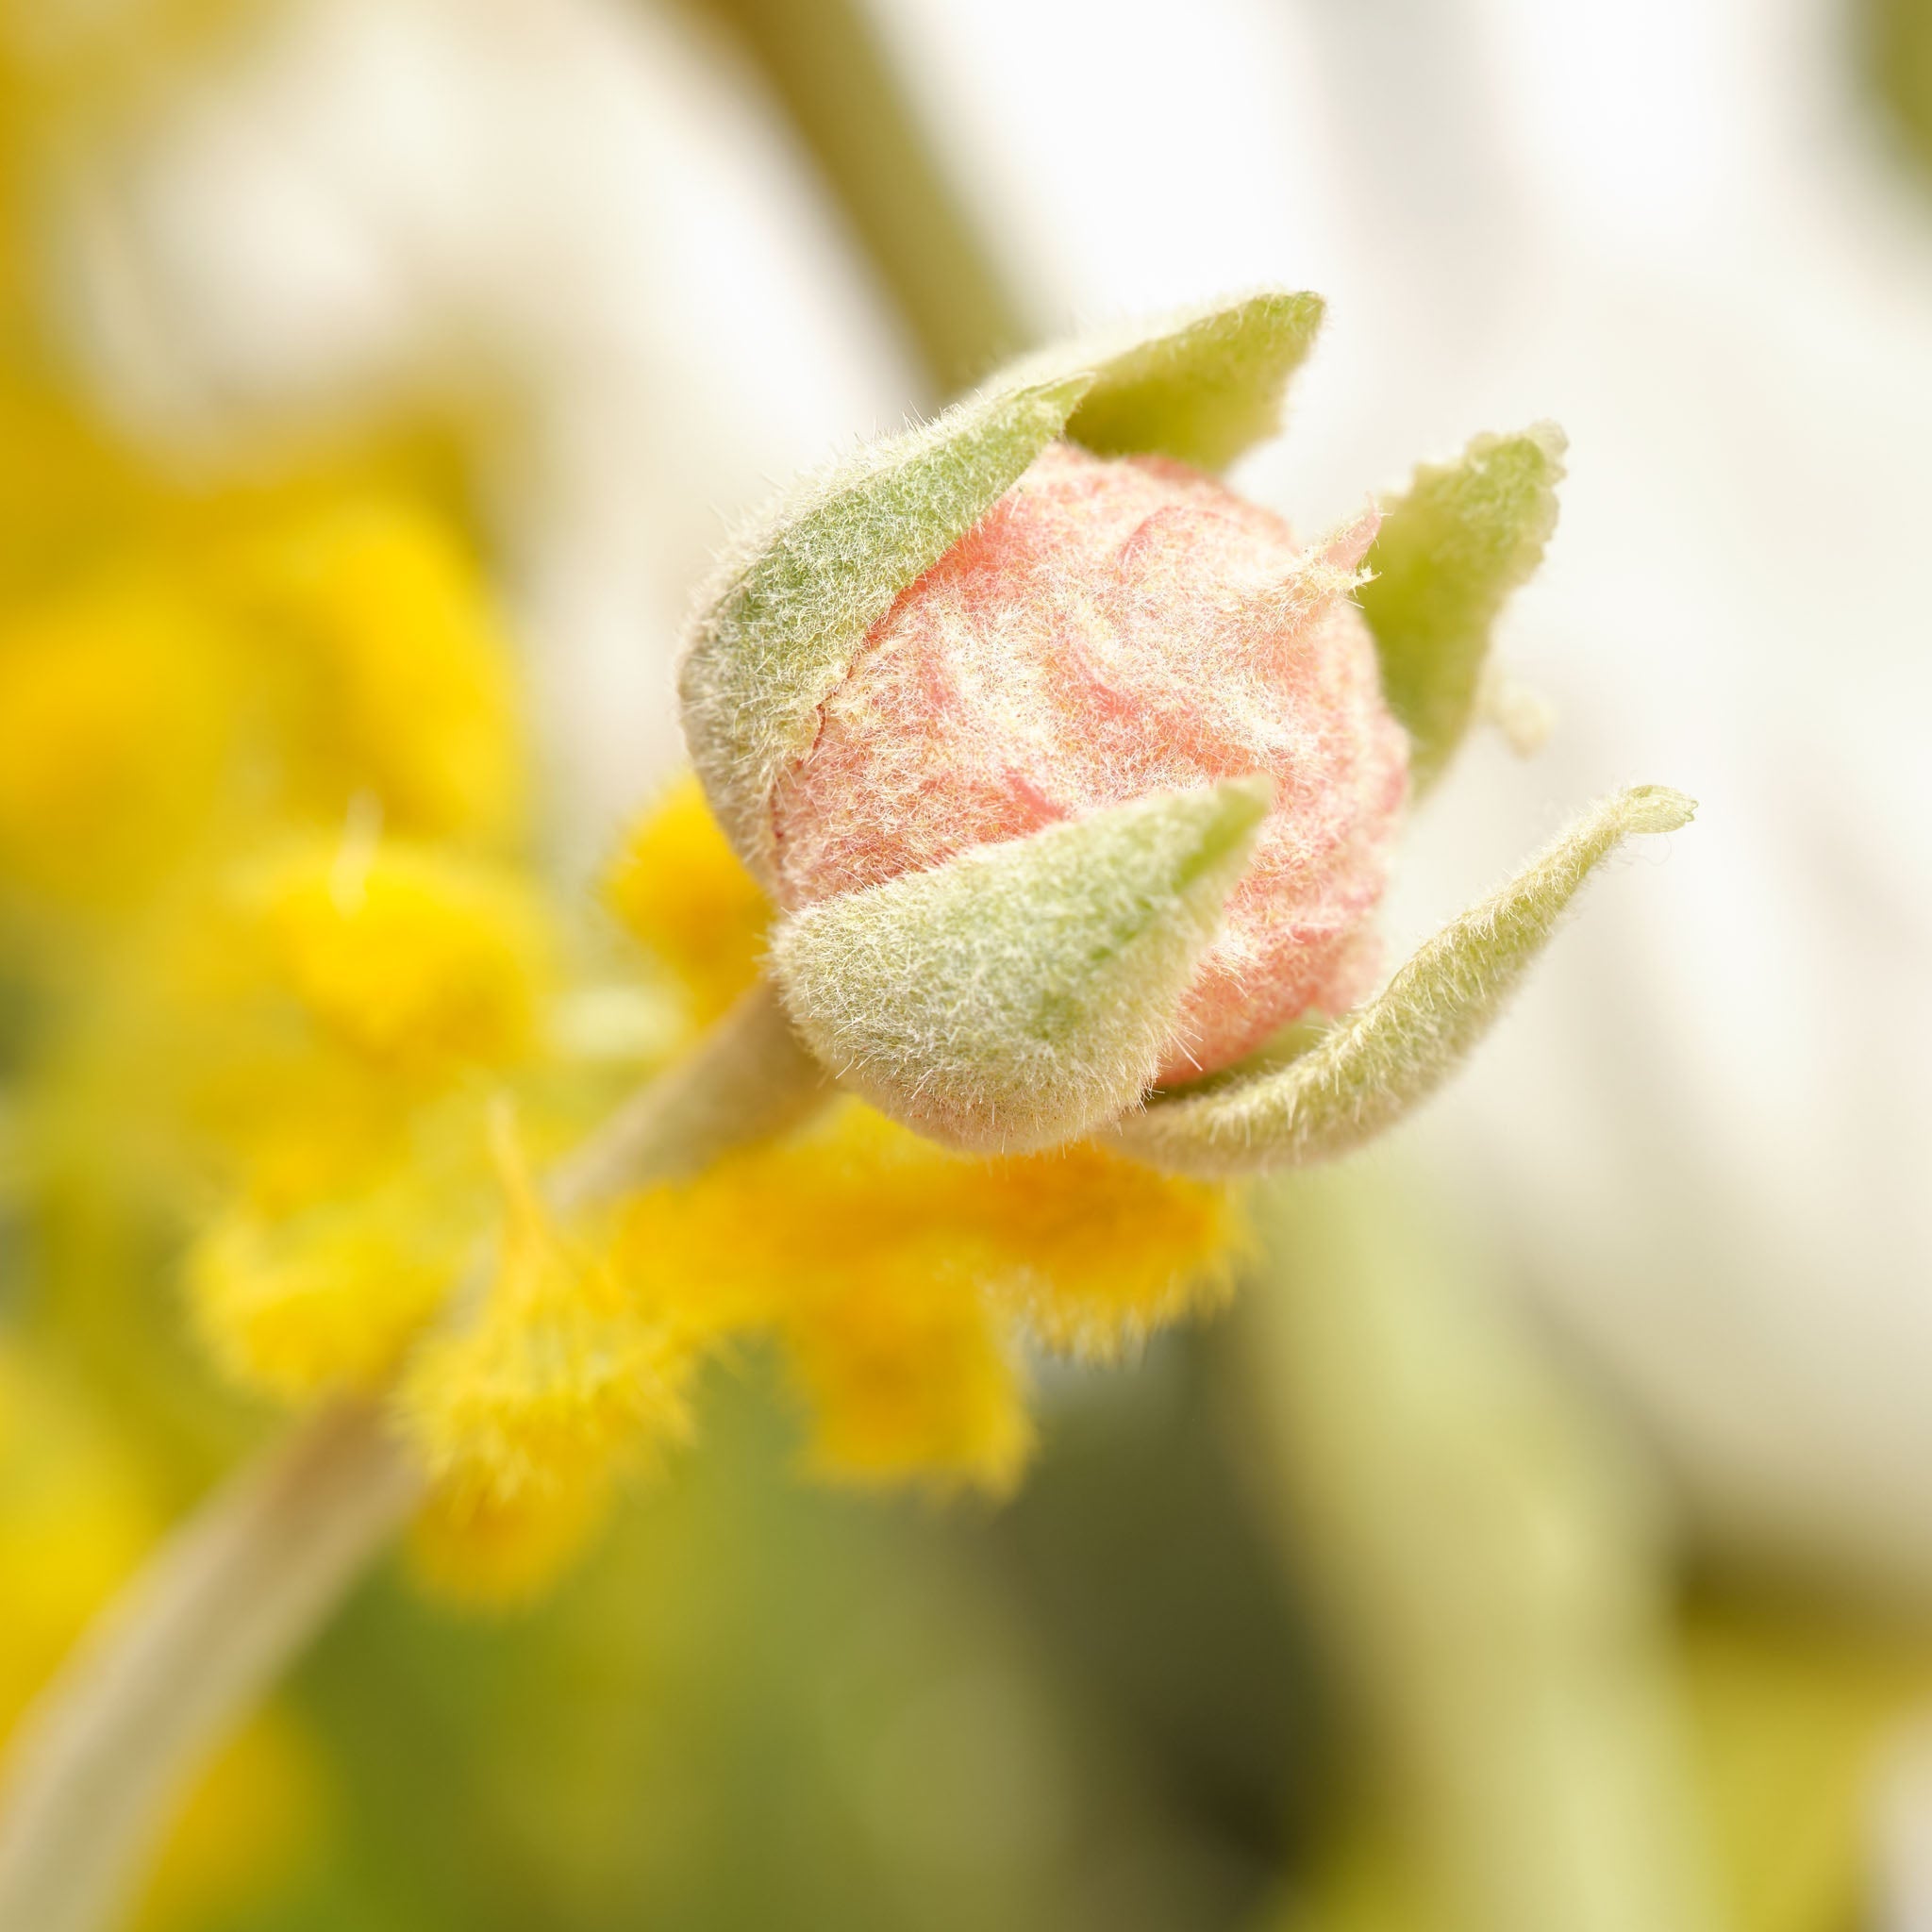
[243,833,553,1079]
[179,1041,425,1216]
[224,499,528,848]
[402,1111,690,1511]
[783,1254,1034,1493]
[134,826,558,1224]
[407,1466,618,1609]
[0,577,237,908]
[606,772,773,1028]
[962,1141,1247,1358]
[186,1178,470,1400]
[615,1098,1241,1491]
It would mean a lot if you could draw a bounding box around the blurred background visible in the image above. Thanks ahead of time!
[5,0,1932,1925]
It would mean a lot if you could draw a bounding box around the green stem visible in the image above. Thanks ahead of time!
[684,0,1030,393]
[1238,1167,1722,1932]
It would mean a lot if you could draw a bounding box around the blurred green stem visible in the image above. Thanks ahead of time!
[1862,0,1932,181]
[680,0,1030,393]
[0,983,823,1932]
[0,1399,416,1932]
[1237,1166,1723,1932]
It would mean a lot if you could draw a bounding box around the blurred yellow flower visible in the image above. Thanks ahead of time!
[222,499,528,849]
[239,832,553,1079]
[187,1177,471,1399]
[0,579,237,908]
[615,1096,1241,1493]
[577,781,1243,1498]
[782,1249,1035,1493]
[605,770,773,1029]
[407,1463,620,1610]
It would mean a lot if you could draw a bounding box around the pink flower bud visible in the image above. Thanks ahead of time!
[766,442,1409,1084]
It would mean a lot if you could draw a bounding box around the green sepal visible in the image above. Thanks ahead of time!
[1360,424,1567,796]
[1016,289,1326,473]
[1108,786,1693,1176]
[679,292,1326,887]
[680,375,1091,888]
[769,779,1272,1155]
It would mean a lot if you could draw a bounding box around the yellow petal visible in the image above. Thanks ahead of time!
[783,1257,1034,1495]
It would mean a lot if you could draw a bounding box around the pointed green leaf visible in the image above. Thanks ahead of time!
[679,375,1092,887]
[770,779,1272,1154]
[1011,290,1326,473]
[1108,785,1693,1176]
[1360,424,1567,795]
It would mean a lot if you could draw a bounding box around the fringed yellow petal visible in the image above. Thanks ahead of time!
[966,1144,1247,1360]
[784,1259,1034,1495]
[402,1307,678,1505]
[404,1300,682,1510]
[619,1104,1029,1491]
[605,773,772,1028]
[614,1098,1244,1480]
[611,1100,911,1348]
[400,1116,688,1508]
[615,1195,790,1346]
[244,835,552,1077]
[186,1185,465,1400]
[225,498,527,846]
[407,1466,617,1609]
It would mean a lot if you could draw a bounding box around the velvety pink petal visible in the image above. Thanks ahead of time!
[770,442,1409,1083]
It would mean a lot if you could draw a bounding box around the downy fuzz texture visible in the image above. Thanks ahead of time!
[770,443,1409,1083]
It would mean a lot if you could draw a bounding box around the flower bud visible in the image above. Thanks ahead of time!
[680,295,1689,1169]
[768,441,1408,1087]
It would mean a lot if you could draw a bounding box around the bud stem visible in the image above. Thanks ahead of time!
[0,983,824,1932]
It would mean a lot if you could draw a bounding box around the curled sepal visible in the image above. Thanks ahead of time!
[1108,785,1693,1176]
[1359,423,1566,795]
[682,375,1092,888]
[770,778,1273,1155]
[1011,289,1326,474]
